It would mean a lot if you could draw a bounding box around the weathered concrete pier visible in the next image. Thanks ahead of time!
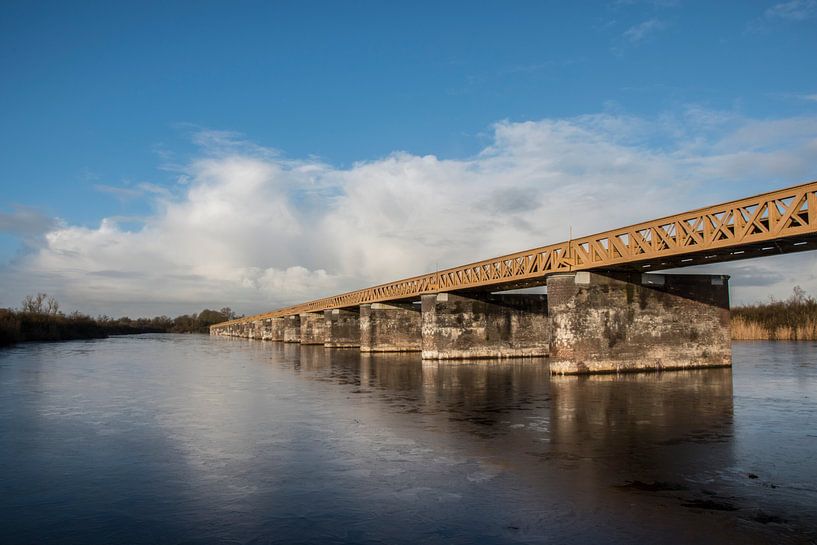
[283,315,300,343]
[269,317,285,342]
[421,293,550,360]
[547,272,730,373]
[299,312,326,345]
[325,309,360,348]
[360,303,422,352]
[211,181,817,374]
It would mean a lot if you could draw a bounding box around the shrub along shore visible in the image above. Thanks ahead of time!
[0,293,238,347]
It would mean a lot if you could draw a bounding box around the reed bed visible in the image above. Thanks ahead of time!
[731,287,817,341]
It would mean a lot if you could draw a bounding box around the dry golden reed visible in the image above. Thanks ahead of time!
[731,287,817,341]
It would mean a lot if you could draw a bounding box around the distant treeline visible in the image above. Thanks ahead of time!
[732,287,817,341]
[0,293,239,347]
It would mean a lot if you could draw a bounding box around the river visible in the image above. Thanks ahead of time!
[1,335,815,544]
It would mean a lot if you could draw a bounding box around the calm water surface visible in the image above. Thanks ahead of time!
[1,335,816,544]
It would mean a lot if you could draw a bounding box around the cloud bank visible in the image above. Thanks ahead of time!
[2,110,817,316]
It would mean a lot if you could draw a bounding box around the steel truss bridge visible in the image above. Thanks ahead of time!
[214,180,817,329]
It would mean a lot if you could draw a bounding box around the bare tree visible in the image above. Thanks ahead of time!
[45,296,60,315]
[20,295,34,313]
[21,293,48,314]
[790,285,808,304]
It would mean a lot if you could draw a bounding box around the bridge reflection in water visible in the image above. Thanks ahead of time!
[273,342,735,456]
[236,339,816,543]
[217,337,817,543]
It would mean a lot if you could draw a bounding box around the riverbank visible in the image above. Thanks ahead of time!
[1,294,238,347]
[0,309,165,346]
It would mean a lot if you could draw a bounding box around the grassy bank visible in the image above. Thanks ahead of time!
[732,287,817,341]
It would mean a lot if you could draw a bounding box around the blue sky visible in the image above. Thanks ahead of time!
[1,1,816,315]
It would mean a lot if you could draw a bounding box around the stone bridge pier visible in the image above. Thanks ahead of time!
[251,319,266,340]
[421,292,550,359]
[325,309,361,348]
[283,315,301,343]
[360,302,422,352]
[547,271,731,374]
[268,317,285,341]
[300,312,327,345]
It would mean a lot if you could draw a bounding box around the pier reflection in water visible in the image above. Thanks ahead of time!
[266,343,798,543]
[0,335,814,544]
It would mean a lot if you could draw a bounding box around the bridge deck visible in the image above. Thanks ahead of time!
[213,180,817,329]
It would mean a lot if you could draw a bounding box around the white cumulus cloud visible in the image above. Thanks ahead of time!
[1,110,817,316]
